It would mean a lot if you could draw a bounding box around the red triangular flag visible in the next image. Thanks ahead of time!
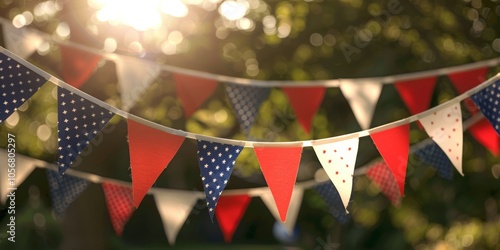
[128,119,185,208]
[366,161,402,205]
[448,67,489,114]
[60,45,102,89]
[102,182,135,236]
[282,87,325,134]
[254,146,303,222]
[370,124,410,196]
[395,76,437,115]
[215,195,251,243]
[469,118,500,157]
[173,74,218,118]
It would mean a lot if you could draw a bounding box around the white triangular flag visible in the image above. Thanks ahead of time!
[113,56,160,111]
[340,80,383,130]
[2,25,43,59]
[0,150,37,204]
[153,189,198,245]
[419,103,463,175]
[260,187,303,235]
[312,137,359,210]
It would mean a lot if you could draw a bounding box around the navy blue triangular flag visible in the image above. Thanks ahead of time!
[226,83,270,135]
[58,87,115,174]
[0,52,46,124]
[46,169,89,219]
[196,140,243,220]
[471,80,500,135]
[414,142,453,180]
[314,182,350,224]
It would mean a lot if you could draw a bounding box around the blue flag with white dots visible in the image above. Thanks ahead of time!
[471,80,500,136]
[57,87,115,174]
[46,169,89,219]
[314,182,350,224]
[0,52,46,124]
[414,142,453,180]
[196,140,243,220]
[226,83,270,136]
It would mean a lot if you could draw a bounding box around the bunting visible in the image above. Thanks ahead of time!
[312,137,359,210]
[260,187,303,235]
[419,103,463,175]
[60,45,102,89]
[173,74,218,118]
[153,189,198,245]
[413,142,453,180]
[128,119,185,207]
[471,80,500,135]
[254,145,303,222]
[1,25,43,59]
[0,52,46,124]
[339,80,382,130]
[395,76,437,115]
[449,67,489,114]
[0,150,36,204]
[225,83,270,135]
[215,195,252,243]
[370,124,410,196]
[314,183,350,224]
[282,87,325,134]
[468,119,500,156]
[102,182,135,236]
[57,87,115,174]
[196,140,243,220]
[366,161,402,205]
[46,169,89,218]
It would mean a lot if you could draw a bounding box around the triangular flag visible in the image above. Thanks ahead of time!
[449,67,489,114]
[114,57,160,111]
[468,118,500,156]
[0,52,47,124]
[260,187,303,235]
[282,87,325,134]
[366,161,402,206]
[314,183,350,224]
[0,150,36,204]
[419,103,463,175]
[340,80,383,129]
[471,80,500,136]
[414,142,453,179]
[128,119,185,208]
[2,25,43,59]
[254,145,303,222]
[153,189,198,245]
[215,195,251,243]
[225,83,270,135]
[370,124,410,196]
[312,137,359,210]
[60,45,102,89]
[395,76,437,115]
[196,140,243,220]
[102,182,135,236]
[57,87,115,174]
[46,169,89,218]
[173,74,218,118]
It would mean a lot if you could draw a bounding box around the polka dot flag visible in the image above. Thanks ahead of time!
[314,182,350,224]
[46,169,89,219]
[471,80,500,136]
[58,87,115,174]
[102,182,135,236]
[226,83,270,136]
[414,142,453,180]
[0,52,46,124]
[196,140,243,220]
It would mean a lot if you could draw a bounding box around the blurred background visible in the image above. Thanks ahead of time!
[0,0,500,249]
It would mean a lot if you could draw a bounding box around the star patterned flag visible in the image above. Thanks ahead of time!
[414,142,453,180]
[46,169,89,219]
[0,52,46,124]
[471,80,500,135]
[314,182,350,224]
[226,83,270,135]
[196,140,243,220]
[58,87,115,174]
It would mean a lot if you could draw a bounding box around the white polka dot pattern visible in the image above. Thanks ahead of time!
[471,80,500,135]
